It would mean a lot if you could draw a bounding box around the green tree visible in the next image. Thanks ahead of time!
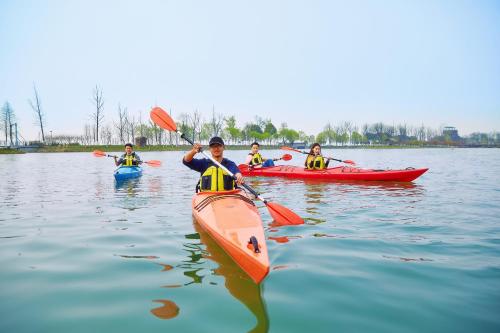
[264,121,277,145]
[224,116,241,144]
[279,128,299,145]
[350,131,365,145]
[337,132,349,146]
[249,130,265,142]
[298,131,310,146]
[316,131,328,145]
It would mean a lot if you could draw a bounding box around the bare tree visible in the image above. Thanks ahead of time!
[372,122,385,142]
[91,85,104,143]
[29,83,46,143]
[323,123,335,145]
[128,116,136,144]
[83,124,92,145]
[339,121,353,145]
[138,110,144,137]
[100,125,113,145]
[362,124,369,137]
[151,121,162,145]
[1,102,15,146]
[208,106,224,137]
[114,104,127,143]
[426,127,436,142]
[417,124,426,141]
[189,109,202,143]
[397,123,408,137]
[168,109,173,145]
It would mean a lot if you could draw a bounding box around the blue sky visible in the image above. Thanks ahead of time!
[1,0,499,140]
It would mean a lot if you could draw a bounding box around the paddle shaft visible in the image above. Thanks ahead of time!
[254,155,288,165]
[289,148,345,163]
[106,153,147,165]
[180,133,266,202]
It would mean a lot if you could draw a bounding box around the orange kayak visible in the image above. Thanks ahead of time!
[192,189,269,284]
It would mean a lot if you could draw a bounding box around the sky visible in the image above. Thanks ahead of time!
[1,0,499,141]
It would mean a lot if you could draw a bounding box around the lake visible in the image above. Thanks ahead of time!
[1,148,499,332]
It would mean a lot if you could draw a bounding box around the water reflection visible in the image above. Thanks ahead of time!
[114,178,142,196]
[147,176,163,195]
[153,224,270,330]
[151,299,180,319]
[187,222,270,333]
[178,233,206,286]
[300,178,419,189]
[302,181,329,224]
[245,178,273,192]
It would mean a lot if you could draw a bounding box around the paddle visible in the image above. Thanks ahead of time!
[150,106,304,226]
[273,154,292,162]
[92,149,162,167]
[247,154,292,168]
[280,146,356,165]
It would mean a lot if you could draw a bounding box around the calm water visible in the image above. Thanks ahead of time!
[1,148,499,333]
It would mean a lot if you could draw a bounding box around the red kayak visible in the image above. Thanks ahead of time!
[238,164,428,182]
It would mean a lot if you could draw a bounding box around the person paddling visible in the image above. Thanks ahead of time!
[245,142,275,168]
[304,143,330,170]
[114,143,142,167]
[183,136,244,192]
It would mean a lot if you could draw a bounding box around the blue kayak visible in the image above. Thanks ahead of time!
[114,166,143,181]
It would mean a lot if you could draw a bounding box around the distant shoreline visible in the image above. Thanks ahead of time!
[1,144,499,154]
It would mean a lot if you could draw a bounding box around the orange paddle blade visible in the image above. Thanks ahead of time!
[93,150,106,157]
[266,202,304,226]
[343,160,356,165]
[150,107,177,132]
[282,154,292,161]
[145,160,162,167]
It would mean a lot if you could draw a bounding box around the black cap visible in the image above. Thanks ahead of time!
[209,136,225,146]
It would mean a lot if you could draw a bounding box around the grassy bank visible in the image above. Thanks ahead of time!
[35,144,432,153]
[5,143,496,154]
[0,148,25,154]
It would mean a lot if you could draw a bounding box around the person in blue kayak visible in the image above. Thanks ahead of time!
[183,136,244,192]
[305,143,330,170]
[114,143,142,166]
[245,142,275,168]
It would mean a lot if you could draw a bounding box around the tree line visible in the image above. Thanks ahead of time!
[2,85,500,147]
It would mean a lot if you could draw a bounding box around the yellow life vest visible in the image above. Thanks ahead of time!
[306,155,326,170]
[122,153,138,166]
[199,166,235,192]
[249,152,263,165]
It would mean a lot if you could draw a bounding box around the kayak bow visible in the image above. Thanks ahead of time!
[192,189,270,284]
[114,166,143,181]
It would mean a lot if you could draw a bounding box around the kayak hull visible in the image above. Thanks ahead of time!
[192,190,269,284]
[238,165,428,182]
[114,166,143,181]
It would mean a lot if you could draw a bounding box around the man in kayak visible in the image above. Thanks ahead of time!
[305,143,330,170]
[183,136,244,192]
[114,143,142,166]
[245,142,275,169]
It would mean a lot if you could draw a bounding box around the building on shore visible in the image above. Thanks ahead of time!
[442,126,461,142]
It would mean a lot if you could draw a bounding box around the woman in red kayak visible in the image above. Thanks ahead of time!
[304,143,330,170]
[183,136,244,192]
